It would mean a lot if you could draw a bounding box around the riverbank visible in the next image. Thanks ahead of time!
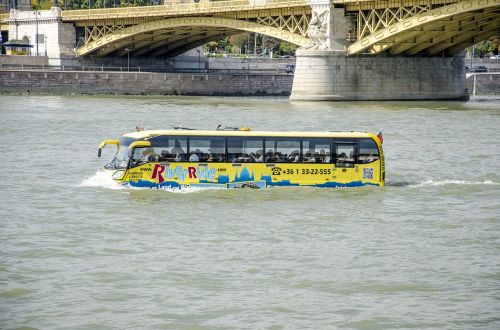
[466,73,500,95]
[1,68,498,97]
[0,69,293,96]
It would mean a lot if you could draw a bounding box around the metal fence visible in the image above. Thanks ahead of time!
[0,63,292,74]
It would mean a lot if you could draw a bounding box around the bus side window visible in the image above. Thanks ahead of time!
[357,138,380,164]
[148,136,188,162]
[302,138,330,163]
[189,137,226,162]
[334,143,356,168]
[227,137,263,163]
[264,138,300,163]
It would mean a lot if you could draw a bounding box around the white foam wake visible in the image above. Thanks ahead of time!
[79,172,224,193]
[79,171,123,190]
[128,185,218,193]
[411,179,499,187]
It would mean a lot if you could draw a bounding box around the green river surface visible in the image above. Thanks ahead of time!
[0,95,499,329]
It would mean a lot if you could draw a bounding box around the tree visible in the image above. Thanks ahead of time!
[217,37,230,53]
[32,0,52,10]
[229,33,248,54]
[205,41,218,54]
[263,37,279,55]
[467,36,500,57]
[278,41,298,56]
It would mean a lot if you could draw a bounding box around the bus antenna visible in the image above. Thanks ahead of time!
[174,125,197,130]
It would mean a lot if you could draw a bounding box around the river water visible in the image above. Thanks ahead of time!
[0,95,499,329]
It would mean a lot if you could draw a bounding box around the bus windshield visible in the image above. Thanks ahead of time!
[105,137,136,170]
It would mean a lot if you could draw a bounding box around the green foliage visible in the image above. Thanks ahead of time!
[32,0,52,10]
[201,33,297,57]
[467,37,500,57]
[204,41,218,53]
[60,0,153,9]
[10,49,28,55]
[278,42,297,56]
[217,37,230,52]
[228,33,247,54]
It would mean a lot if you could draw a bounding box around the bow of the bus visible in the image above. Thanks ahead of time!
[97,136,145,183]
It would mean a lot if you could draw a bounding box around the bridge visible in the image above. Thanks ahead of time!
[2,1,499,57]
[1,0,499,100]
[56,0,500,58]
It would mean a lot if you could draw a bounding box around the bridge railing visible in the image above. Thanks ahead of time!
[0,63,295,74]
[0,12,8,23]
[61,0,310,21]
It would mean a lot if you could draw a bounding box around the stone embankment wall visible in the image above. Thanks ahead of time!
[0,70,293,95]
[466,73,500,94]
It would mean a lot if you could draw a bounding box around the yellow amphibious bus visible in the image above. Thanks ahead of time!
[98,127,384,189]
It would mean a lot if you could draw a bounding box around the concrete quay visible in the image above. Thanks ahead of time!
[1,67,498,97]
[466,73,500,95]
[0,69,293,96]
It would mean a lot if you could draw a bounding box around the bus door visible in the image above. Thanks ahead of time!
[333,142,357,182]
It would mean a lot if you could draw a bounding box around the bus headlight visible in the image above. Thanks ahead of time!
[112,170,125,180]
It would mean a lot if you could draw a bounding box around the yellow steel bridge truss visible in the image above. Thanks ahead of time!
[349,0,500,55]
[2,0,497,57]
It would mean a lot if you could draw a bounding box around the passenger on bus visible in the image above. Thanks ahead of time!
[140,147,156,162]
[324,152,331,163]
[319,149,326,162]
[171,141,184,154]
[170,141,184,162]
[304,152,315,163]
[189,152,199,162]
[265,150,273,162]
[254,150,264,162]
[159,150,171,161]
[288,150,300,163]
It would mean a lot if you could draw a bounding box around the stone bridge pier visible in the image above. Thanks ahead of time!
[291,0,468,101]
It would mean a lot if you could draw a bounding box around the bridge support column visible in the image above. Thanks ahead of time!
[291,1,468,101]
[291,50,469,101]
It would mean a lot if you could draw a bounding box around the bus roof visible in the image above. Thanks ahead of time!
[123,130,377,140]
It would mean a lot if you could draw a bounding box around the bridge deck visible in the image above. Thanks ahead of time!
[62,0,310,21]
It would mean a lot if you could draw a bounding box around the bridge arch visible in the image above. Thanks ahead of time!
[348,0,500,56]
[77,16,311,57]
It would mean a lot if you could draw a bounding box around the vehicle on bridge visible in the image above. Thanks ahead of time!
[98,127,385,189]
[285,64,296,74]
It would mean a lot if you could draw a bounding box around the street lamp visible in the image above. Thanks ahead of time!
[196,49,201,71]
[254,33,257,56]
[470,44,474,71]
[33,11,40,56]
[125,48,130,71]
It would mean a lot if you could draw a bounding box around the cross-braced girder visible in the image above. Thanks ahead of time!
[348,0,500,55]
[256,14,310,37]
[77,16,312,57]
[357,4,434,39]
[84,24,125,44]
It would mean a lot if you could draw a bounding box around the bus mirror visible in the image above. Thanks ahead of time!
[98,139,119,158]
